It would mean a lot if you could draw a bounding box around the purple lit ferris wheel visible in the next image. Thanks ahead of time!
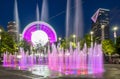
[22,21,57,46]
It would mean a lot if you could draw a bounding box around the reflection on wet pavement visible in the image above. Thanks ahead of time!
[27,65,104,79]
[1,64,120,79]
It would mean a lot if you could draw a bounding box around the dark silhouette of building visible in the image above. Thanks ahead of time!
[7,21,18,42]
[91,8,110,43]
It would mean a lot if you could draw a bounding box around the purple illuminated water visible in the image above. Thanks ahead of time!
[3,43,104,78]
[48,43,104,75]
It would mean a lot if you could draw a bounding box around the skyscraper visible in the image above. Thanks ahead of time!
[91,8,110,43]
[7,21,18,42]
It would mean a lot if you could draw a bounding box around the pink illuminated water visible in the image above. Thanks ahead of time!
[48,43,104,75]
[3,43,104,77]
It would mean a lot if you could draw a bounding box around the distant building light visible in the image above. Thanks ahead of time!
[8,25,14,27]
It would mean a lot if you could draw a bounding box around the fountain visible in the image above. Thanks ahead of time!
[2,42,104,78]
[36,4,40,21]
[48,43,104,75]
[41,0,49,22]
[74,0,84,38]
[2,0,104,78]
[65,0,72,39]
[3,52,17,67]
[19,48,27,69]
[3,53,8,67]
[66,0,84,39]
[14,0,20,41]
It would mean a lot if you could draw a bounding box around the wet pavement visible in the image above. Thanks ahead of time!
[0,64,120,79]
[0,66,43,79]
[103,64,120,79]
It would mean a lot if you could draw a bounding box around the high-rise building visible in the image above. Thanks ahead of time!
[7,21,18,42]
[91,8,110,43]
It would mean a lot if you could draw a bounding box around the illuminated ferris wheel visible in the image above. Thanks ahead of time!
[22,21,57,47]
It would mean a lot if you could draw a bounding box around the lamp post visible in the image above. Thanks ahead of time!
[90,31,94,47]
[113,26,118,44]
[101,25,105,41]
[58,37,62,45]
[72,34,76,43]
[58,37,62,42]
[58,37,62,48]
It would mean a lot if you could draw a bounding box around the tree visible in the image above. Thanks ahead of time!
[0,31,16,54]
[60,39,69,49]
[80,38,85,50]
[84,34,91,48]
[116,36,120,55]
[102,39,116,62]
[19,39,31,52]
[81,34,96,48]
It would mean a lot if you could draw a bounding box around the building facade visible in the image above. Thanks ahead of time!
[7,21,18,42]
[91,8,110,43]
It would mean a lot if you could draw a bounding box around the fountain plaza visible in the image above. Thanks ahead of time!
[2,42,104,78]
[1,0,107,78]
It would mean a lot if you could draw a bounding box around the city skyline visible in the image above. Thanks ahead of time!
[0,0,120,37]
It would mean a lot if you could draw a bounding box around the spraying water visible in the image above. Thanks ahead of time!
[36,4,40,21]
[41,0,49,22]
[36,3,40,30]
[3,43,104,77]
[14,0,20,41]
[74,0,84,38]
[66,0,72,39]
[65,0,84,40]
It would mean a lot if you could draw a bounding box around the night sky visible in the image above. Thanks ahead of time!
[0,0,120,38]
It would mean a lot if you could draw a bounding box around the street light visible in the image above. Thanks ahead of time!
[72,34,76,43]
[113,26,118,44]
[90,31,94,47]
[58,37,62,44]
[101,25,105,40]
[58,37,62,41]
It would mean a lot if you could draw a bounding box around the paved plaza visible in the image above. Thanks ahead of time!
[0,64,120,79]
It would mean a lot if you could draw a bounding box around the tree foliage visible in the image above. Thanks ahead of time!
[60,39,69,49]
[19,39,31,52]
[60,34,95,50]
[80,39,85,50]
[84,34,91,48]
[102,39,116,55]
[0,32,16,54]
